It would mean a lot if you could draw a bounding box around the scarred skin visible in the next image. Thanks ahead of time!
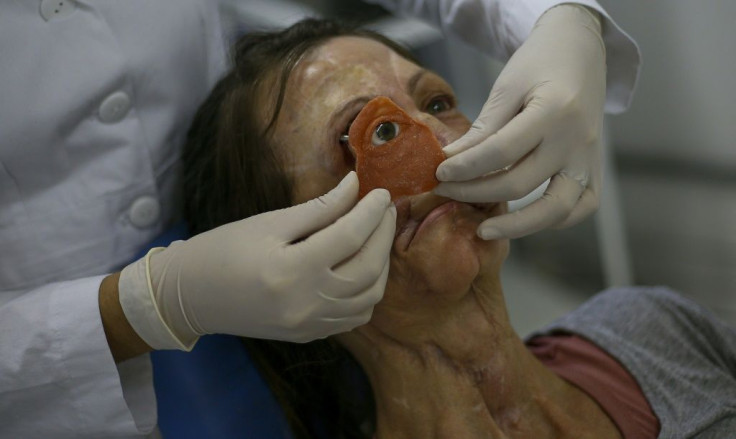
[348,96,446,200]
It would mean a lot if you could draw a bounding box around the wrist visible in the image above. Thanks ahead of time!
[99,272,152,362]
[532,3,606,59]
[118,247,199,351]
[537,4,602,34]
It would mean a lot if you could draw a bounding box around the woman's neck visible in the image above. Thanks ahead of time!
[339,278,621,439]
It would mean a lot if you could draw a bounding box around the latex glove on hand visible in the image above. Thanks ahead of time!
[119,172,396,349]
[434,4,606,240]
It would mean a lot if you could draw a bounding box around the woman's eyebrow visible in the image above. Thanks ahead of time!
[329,96,372,129]
[407,69,429,95]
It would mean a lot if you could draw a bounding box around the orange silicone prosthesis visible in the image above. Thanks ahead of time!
[347,96,446,201]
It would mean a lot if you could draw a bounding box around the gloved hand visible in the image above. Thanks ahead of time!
[119,172,396,349]
[434,4,606,240]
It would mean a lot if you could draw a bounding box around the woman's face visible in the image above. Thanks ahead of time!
[269,36,508,331]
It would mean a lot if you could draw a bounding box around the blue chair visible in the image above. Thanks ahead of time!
[137,223,293,439]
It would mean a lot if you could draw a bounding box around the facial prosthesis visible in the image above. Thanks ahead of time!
[345,96,446,201]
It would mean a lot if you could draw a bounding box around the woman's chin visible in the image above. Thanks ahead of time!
[375,201,511,337]
[392,228,502,300]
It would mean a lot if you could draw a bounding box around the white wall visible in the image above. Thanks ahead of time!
[540,0,736,323]
[600,0,736,165]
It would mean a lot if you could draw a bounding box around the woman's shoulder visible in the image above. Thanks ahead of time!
[529,286,736,438]
[542,286,733,342]
[537,286,736,376]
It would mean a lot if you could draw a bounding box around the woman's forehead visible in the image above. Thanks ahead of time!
[290,36,421,97]
[309,35,409,64]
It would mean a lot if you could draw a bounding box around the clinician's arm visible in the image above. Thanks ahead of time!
[0,278,158,438]
[365,0,641,239]
[0,1,230,437]
[99,273,151,362]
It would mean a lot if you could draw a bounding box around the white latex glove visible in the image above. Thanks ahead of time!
[119,172,396,349]
[434,4,606,240]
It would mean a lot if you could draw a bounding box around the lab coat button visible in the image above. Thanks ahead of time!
[40,0,77,22]
[129,196,160,228]
[98,91,131,123]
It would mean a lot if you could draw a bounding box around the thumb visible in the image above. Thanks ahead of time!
[276,171,361,242]
[441,78,523,159]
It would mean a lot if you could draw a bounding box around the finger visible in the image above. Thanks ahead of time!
[283,303,376,342]
[435,145,558,203]
[278,171,361,241]
[555,161,601,228]
[436,103,546,182]
[297,187,392,268]
[321,257,390,322]
[442,78,524,158]
[553,187,599,229]
[325,306,374,333]
[476,172,586,240]
[507,179,550,213]
[299,307,374,341]
[324,205,396,298]
[287,318,362,343]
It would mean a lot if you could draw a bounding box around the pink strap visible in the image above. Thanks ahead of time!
[528,334,659,439]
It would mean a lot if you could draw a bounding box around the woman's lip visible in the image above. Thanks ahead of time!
[393,198,415,250]
[412,201,457,243]
[395,198,504,251]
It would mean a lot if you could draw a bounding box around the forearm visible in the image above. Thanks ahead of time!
[0,276,157,436]
[99,272,152,362]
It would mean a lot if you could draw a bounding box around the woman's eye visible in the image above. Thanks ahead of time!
[426,97,451,115]
[371,121,400,146]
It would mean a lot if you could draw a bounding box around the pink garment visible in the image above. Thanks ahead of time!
[527,334,660,439]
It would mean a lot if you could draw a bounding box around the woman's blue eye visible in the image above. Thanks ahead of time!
[371,122,400,146]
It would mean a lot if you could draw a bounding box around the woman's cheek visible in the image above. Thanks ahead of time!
[477,238,510,276]
[444,114,473,140]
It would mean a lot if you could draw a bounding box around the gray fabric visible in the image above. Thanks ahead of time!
[528,287,736,438]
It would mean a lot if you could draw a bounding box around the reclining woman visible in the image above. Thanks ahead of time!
[182,19,736,439]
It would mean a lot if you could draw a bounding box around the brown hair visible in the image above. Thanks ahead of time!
[182,18,420,439]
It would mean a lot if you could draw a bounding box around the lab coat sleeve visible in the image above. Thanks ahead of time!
[363,0,641,113]
[0,276,156,438]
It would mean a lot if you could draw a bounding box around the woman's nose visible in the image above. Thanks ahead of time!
[387,97,449,145]
[409,112,451,147]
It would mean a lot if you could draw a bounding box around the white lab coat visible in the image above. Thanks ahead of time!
[0,1,226,438]
[366,0,640,113]
[0,0,638,437]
